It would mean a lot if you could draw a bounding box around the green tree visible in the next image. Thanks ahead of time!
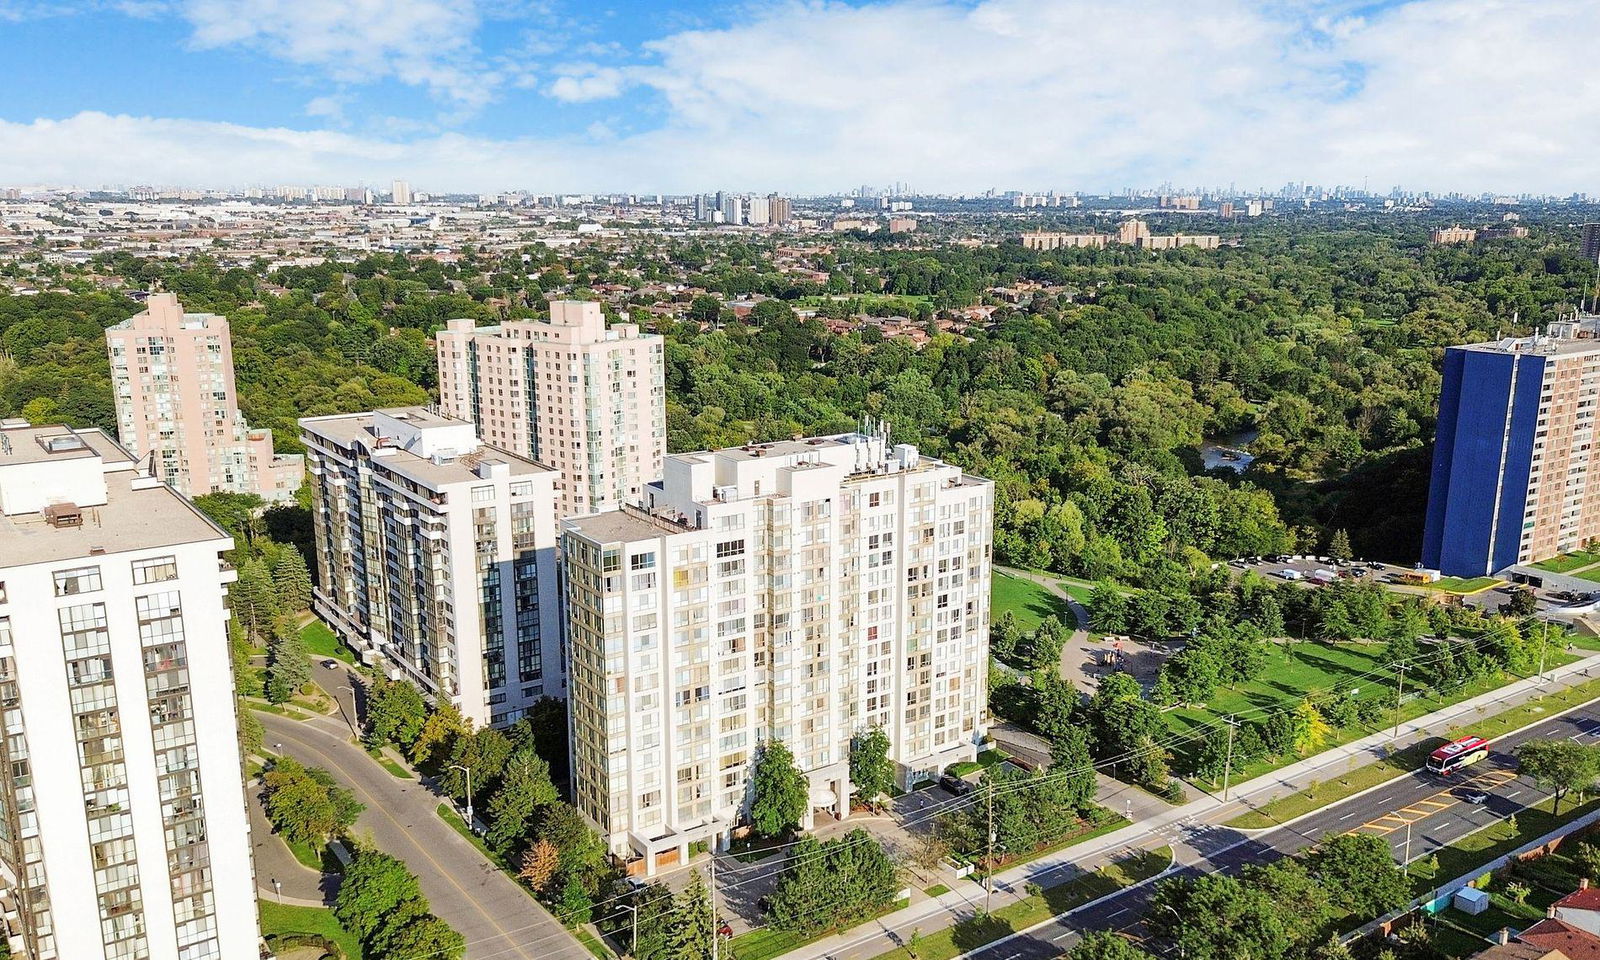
[1067,931,1157,960]
[1574,841,1600,881]
[1327,528,1352,563]
[483,747,559,856]
[233,556,280,640]
[850,728,895,811]
[557,874,594,925]
[410,702,469,770]
[991,610,1023,662]
[334,849,427,943]
[1306,832,1410,920]
[1518,739,1600,813]
[750,739,809,839]
[667,870,716,960]
[534,802,608,892]
[264,617,310,704]
[1146,874,1292,960]
[365,679,428,751]
[272,548,314,611]
[380,915,465,960]
[442,726,514,805]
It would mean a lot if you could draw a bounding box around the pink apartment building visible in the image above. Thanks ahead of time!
[437,300,666,516]
[106,293,302,501]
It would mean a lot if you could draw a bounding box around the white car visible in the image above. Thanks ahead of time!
[1276,569,1304,581]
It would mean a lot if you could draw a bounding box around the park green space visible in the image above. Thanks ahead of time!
[258,900,365,960]
[990,573,1072,633]
[1427,576,1503,594]
[1229,675,1600,829]
[1175,638,1595,793]
[302,619,359,665]
[861,848,1172,960]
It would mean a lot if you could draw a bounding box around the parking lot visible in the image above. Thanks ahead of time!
[1229,553,1407,586]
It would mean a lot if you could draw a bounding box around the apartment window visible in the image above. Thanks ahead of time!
[715,539,745,559]
[472,485,496,503]
[630,551,656,571]
[54,566,103,597]
[510,481,533,497]
[131,556,178,585]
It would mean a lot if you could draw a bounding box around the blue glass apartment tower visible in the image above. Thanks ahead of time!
[1423,321,1600,577]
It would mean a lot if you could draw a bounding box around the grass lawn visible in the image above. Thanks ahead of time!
[1575,568,1600,585]
[577,927,613,960]
[729,899,911,960]
[301,620,359,665]
[366,748,413,780]
[946,748,1010,778]
[1062,583,1096,606]
[247,700,315,721]
[1428,576,1504,594]
[991,573,1072,634]
[1173,637,1580,792]
[866,848,1172,960]
[1229,676,1600,829]
[924,884,951,897]
[1405,793,1600,897]
[259,900,365,960]
[1532,550,1600,573]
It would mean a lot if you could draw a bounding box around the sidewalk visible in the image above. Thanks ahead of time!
[768,649,1600,960]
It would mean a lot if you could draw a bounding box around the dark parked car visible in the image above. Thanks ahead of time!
[940,774,974,796]
[1457,788,1489,805]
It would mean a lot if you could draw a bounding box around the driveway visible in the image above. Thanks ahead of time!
[258,709,591,960]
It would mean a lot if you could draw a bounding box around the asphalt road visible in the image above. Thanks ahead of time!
[260,707,592,960]
[962,703,1600,960]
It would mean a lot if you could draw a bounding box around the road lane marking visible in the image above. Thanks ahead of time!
[1347,767,1519,837]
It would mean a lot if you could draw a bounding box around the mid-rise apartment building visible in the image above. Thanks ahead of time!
[300,408,563,727]
[1424,314,1600,576]
[0,420,257,960]
[562,428,992,873]
[106,293,301,501]
[437,300,666,517]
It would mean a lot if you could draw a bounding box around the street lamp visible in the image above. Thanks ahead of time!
[338,684,358,737]
[450,764,474,830]
[1155,903,1186,959]
[618,902,638,955]
[272,878,281,903]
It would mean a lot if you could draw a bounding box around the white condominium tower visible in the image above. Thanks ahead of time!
[0,420,257,960]
[105,293,302,502]
[300,408,564,726]
[562,426,993,873]
[437,300,666,517]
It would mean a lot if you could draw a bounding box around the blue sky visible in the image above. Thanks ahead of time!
[1,0,1597,193]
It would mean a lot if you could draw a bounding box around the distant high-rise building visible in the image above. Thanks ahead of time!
[694,194,710,221]
[769,195,792,224]
[562,429,993,873]
[437,301,666,517]
[105,294,302,501]
[300,408,564,725]
[391,179,412,204]
[747,195,770,225]
[1424,314,1600,576]
[1431,225,1477,245]
[1582,223,1600,262]
[0,420,259,960]
[721,195,743,225]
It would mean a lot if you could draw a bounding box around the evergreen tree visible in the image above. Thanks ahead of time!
[233,557,280,640]
[483,747,559,856]
[667,870,715,960]
[272,549,314,611]
[1327,528,1352,563]
[265,617,310,703]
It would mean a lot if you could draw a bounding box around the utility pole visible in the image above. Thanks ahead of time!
[1221,714,1239,801]
[709,821,719,960]
[1391,659,1408,741]
[451,764,474,830]
[1403,820,1413,875]
[985,782,996,914]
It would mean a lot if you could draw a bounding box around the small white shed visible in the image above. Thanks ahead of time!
[1454,887,1491,915]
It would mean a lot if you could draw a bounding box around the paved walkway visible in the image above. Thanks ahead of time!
[996,565,1172,695]
[765,648,1600,960]
[246,772,336,906]
[257,703,590,960]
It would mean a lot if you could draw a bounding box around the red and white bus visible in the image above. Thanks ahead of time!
[1427,735,1492,775]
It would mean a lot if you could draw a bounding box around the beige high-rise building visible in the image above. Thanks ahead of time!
[562,427,993,873]
[106,294,302,501]
[437,301,666,517]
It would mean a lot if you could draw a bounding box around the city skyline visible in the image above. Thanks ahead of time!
[1,0,1598,194]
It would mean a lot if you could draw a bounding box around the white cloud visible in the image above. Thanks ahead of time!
[546,66,628,103]
[4,0,1600,193]
[176,0,512,107]
[303,95,348,123]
